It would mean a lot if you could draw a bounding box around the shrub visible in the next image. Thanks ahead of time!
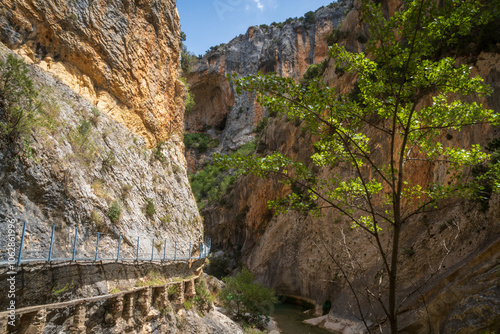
[108,200,121,223]
[243,325,267,334]
[300,60,329,87]
[471,137,500,211]
[0,54,46,143]
[184,299,194,310]
[69,118,97,165]
[110,287,121,294]
[183,133,219,152]
[168,284,179,298]
[194,277,214,312]
[78,119,92,136]
[145,198,156,218]
[153,140,167,163]
[91,210,107,231]
[235,140,256,157]
[327,2,339,9]
[185,87,195,114]
[402,247,415,257]
[101,151,116,172]
[326,26,348,46]
[220,268,278,328]
[91,106,101,117]
[52,281,74,298]
[90,106,101,125]
[160,215,171,224]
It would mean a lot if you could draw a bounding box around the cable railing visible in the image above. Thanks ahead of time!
[0,222,211,266]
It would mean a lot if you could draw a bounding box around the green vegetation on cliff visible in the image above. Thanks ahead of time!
[180,77,195,114]
[189,140,256,209]
[0,54,55,151]
[184,133,219,152]
[300,59,329,87]
[216,0,500,332]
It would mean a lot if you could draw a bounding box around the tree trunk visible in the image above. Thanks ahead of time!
[389,219,402,333]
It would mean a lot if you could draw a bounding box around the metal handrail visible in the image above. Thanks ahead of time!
[0,222,211,267]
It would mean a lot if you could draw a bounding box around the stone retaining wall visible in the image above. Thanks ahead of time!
[0,274,203,333]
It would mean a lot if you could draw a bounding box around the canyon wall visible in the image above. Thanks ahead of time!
[189,0,500,332]
[185,0,353,172]
[0,0,184,147]
[0,0,202,273]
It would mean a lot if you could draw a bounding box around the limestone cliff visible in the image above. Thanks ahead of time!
[0,0,184,147]
[189,0,500,332]
[0,43,202,267]
[0,0,202,269]
[185,0,353,173]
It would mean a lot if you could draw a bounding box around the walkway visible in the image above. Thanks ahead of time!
[1,222,211,266]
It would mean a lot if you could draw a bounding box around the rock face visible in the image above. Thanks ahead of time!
[0,43,202,264]
[185,0,353,164]
[0,0,184,147]
[0,0,202,265]
[188,0,500,332]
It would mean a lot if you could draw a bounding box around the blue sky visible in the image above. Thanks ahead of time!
[177,0,336,56]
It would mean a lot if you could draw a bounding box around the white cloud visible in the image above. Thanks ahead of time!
[253,0,265,11]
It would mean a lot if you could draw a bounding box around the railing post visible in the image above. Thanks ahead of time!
[72,228,78,262]
[151,239,155,261]
[199,243,202,260]
[163,240,166,261]
[17,221,27,266]
[94,232,100,261]
[116,235,121,262]
[188,242,191,260]
[48,225,55,262]
[174,242,177,261]
[136,237,140,261]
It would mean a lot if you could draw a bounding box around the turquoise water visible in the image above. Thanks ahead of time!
[271,303,333,334]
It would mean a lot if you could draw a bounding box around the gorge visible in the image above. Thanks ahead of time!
[0,0,498,333]
[185,0,500,332]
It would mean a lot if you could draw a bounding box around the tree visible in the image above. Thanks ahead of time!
[220,268,278,328]
[215,0,500,332]
[181,46,198,74]
[0,54,43,142]
[304,11,316,24]
[180,30,198,74]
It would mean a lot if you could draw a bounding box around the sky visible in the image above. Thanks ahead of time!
[177,0,336,56]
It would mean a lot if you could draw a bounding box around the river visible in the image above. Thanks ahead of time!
[272,303,333,334]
